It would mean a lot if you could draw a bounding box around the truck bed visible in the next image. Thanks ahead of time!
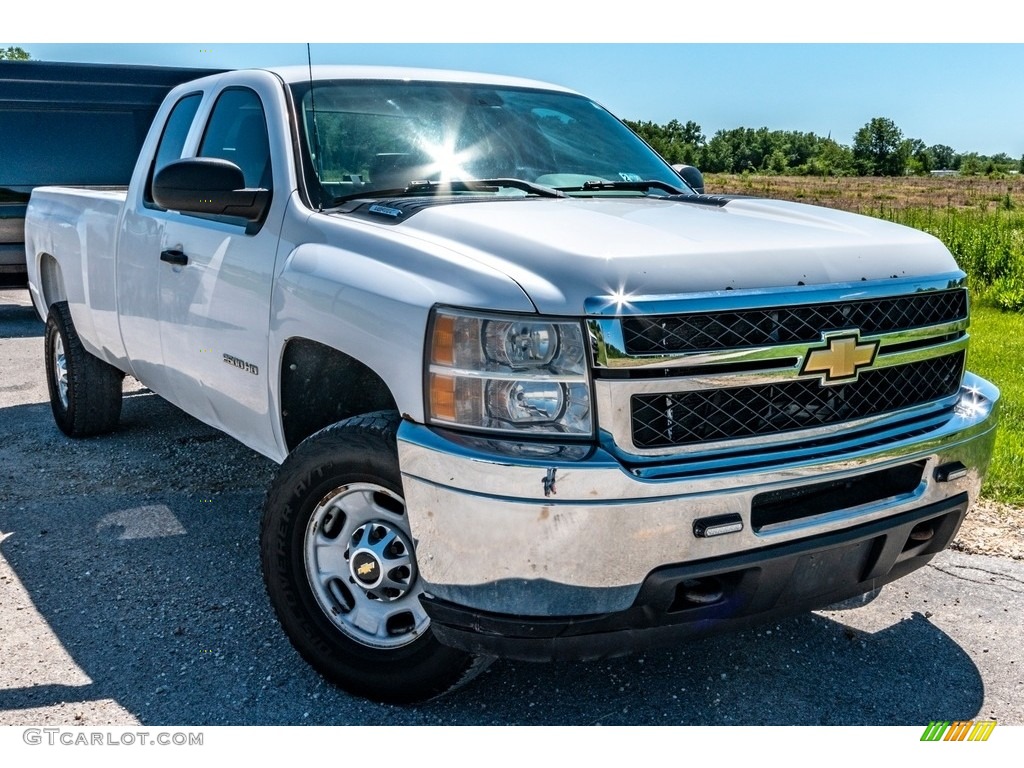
[25,186,130,369]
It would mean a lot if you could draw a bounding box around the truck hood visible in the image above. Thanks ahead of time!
[388,196,960,315]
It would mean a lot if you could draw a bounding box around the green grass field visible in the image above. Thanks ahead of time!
[881,208,1024,503]
[966,304,1024,503]
[885,206,1024,503]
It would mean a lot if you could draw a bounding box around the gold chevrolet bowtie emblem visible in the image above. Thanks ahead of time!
[357,562,375,576]
[801,331,879,385]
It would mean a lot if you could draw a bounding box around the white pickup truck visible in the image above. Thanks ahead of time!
[25,65,999,704]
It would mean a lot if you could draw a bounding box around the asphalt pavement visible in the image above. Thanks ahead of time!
[1,288,1022,726]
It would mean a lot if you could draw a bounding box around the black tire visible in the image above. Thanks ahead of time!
[260,411,489,704]
[44,301,124,437]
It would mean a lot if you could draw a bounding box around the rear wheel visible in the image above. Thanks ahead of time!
[260,411,489,703]
[44,301,123,437]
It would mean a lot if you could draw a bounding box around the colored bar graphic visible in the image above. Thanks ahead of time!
[968,721,997,742]
[945,721,972,741]
[920,720,996,742]
[921,721,950,741]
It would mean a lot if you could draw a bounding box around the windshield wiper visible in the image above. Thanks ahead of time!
[327,177,564,207]
[408,179,565,198]
[556,179,689,195]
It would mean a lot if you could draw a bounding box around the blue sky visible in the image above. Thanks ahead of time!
[7,6,1024,157]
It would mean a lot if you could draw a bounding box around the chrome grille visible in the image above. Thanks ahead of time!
[631,352,965,449]
[621,289,967,355]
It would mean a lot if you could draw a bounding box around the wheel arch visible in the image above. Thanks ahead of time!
[36,252,67,318]
[279,337,400,453]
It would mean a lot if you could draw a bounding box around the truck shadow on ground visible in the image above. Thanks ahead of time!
[0,392,985,726]
[0,299,42,339]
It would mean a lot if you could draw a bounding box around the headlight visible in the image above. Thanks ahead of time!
[427,308,592,437]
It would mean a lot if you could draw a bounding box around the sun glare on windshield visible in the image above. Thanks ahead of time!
[416,135,478,183]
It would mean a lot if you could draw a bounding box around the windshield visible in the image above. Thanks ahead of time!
[290,80,690,205]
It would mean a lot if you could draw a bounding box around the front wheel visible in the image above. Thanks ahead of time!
[260,411,488,703]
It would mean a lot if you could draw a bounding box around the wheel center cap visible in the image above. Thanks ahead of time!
[351,549,383,588]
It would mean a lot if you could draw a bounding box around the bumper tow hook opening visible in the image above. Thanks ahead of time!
[904,521,936,550]
[678,577,724,607]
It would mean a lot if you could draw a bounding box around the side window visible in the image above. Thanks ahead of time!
[145,93,202,204]
[199,88,272,190]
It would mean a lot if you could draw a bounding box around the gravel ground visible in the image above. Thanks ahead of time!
[2,288,1022,726]
[951,498,1024,560]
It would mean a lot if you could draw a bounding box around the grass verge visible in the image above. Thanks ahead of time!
[966,302,1024,504]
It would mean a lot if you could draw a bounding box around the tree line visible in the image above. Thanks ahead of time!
[0,46,31,61]
[624,116,1023,177]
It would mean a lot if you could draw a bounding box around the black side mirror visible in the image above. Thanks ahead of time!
[153,158,270,222]
[671,164,705,195]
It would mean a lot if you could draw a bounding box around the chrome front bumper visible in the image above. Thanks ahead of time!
[397,373,999,618]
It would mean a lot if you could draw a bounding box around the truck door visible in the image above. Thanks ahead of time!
[119,81,285,456]
[159,85,282,451]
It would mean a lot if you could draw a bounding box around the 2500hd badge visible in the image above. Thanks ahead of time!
[223,352,259,376]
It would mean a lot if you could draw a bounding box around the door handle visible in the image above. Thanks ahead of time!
[160,248,189,266]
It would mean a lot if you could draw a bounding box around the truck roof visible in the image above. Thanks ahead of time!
[260,65,579,94]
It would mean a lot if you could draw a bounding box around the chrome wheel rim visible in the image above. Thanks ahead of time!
[53,333,69,409]
[304,483,428,649]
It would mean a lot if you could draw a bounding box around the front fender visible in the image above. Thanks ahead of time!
[267,219,535,455]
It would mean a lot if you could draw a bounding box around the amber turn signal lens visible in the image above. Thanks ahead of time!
[431,314,455,366]
[429,373,456,421]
